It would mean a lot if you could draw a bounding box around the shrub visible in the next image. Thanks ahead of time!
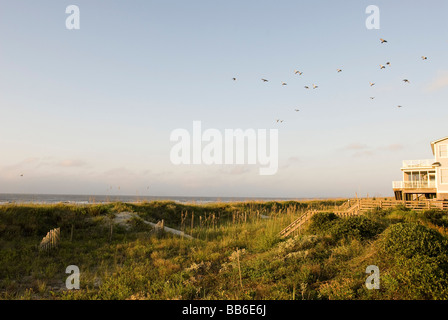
[384,254,448,299]
[379,223,448,259]
[423,209,448,227]
[128,216,153,232]
[308,212,339,234]
[329,216,385,241]
[364,207,391,218]
[385,209,422,224]
[319,277,359,300]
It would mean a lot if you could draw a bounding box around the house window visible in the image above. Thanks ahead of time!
[440,145,448,158]
[442,169,448,184]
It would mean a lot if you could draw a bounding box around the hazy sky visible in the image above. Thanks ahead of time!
[1,0,448,198]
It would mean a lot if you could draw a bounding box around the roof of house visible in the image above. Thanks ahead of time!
[431,136,448,154]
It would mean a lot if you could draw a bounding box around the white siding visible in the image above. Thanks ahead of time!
[435,142,448,194]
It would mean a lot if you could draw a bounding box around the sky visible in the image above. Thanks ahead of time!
[0,0,448,198]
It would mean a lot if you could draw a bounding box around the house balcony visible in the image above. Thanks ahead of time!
[401,159,435,169]
[392,181,437,189]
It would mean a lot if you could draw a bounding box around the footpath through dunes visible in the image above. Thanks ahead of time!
[113,211,194,239]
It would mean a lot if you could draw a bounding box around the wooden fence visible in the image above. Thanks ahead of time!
[279,202,362,238]
[358,199,448,212]
[279,198,448,238]
[39,227,61,252]
[279,210,318,239]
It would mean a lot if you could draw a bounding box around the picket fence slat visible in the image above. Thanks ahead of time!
[39,227,61,252]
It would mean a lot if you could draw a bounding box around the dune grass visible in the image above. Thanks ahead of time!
[1,199,448,300]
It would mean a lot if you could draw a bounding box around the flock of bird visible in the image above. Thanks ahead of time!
[16,40,430,179]
[232,37,430,123]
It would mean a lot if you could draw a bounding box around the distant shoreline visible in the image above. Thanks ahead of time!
[0,193,351,205]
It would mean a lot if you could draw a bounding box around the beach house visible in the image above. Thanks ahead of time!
[393,136,448,201]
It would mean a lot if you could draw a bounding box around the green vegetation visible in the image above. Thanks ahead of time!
[1,200,448,300]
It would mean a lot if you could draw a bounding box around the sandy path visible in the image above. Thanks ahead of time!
[113,212,194,239]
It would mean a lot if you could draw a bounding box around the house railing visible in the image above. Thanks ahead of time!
[392,181,436,189]
[402,159,435,168]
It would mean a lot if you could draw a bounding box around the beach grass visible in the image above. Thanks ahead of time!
[1,199,448,300]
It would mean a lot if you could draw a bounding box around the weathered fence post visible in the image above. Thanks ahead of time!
[155,219,165,237]
[70,224,74,242]
[109,221,113,242]
[39,227,61,252]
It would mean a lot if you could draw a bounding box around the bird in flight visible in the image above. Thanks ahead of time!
[380,64,386,69]
[337,69,342,73]
[304,86,309,89]
[232,77,237,81]
[20,174,23,177]
[261,78,269,82]
[380,38,388,43]
[294,70,303,75]
[281,82,287,86]
[370,97,375,100]
[397,105,403,108]
[276,119,284,123]
[294,108,300,112]
[369,82,375,87]
[422,56,428,60]
[403,79,410,83]
[386,62,391,66]
[312,84,318,89]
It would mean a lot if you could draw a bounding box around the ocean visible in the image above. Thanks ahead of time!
[0,193,302,205]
